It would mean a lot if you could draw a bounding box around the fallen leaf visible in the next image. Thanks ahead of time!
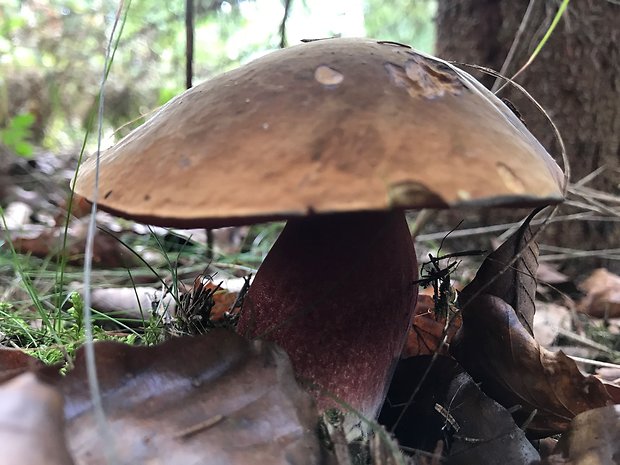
[0,372,75,465]
[577,268,620,318]
[2,201,33,229]
[533,302,571,347]
[85,286,174,320]
[40,329,321,465]
[403,293,461,358]
[602,382,620,404]
[459,209,540,335]
[179,278,239,322]
[537,437,559,462]
[542,405,620,465]
[379,356,540,464]
[0,347,43,382]
[537,263,570,285]
[10,220,137,268]
[451,294,612,437]
[67,194,92,219]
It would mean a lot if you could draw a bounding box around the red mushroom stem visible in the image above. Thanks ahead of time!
[237,210,418,417]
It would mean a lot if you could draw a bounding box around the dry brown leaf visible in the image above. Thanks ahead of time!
[86,286,172,319]
[42,329,321,465]
[403,293,461,358]
[459,209,540,335]
[577,268,620,318]
[451,294,612,437]
[543,405,620,465]
[537,263,570,285]
[66,194,92,219]
[379,356,539,464]
[10,220,137,268]
[0,347,43,382]
[0,372,75,465]
[533,302,571,347]
[183,280,238,321]
[602,382,620,404]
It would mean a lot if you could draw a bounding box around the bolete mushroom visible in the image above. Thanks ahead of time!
[74,38,563,419]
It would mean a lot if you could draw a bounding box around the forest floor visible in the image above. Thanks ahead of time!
[0,146,618,464]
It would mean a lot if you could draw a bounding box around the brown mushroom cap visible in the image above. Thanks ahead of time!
[75,38,563,228]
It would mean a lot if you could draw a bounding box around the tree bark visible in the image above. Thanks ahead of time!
[435,0,619,273]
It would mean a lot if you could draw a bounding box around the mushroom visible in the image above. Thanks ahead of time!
[74,38,563,419]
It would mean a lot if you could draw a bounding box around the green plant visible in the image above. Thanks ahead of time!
[0,291,143,365]
[0,112,35,157]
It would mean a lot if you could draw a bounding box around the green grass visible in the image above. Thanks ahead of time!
[0,215,273,366]
[0,293,138,365]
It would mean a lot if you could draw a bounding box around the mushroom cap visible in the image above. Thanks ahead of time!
[75,38,564,228]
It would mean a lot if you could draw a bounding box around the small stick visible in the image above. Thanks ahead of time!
[173,414,224,439]
[566,356,620,370]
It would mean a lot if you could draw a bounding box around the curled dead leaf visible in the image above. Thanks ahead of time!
[451,294,612,437]
[459,209,540,335]
[403,293,461,358]
[41,329,321,465]
[0,347,43,382]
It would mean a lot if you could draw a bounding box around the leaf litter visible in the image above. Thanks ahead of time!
[3,149,620,463]
[452,211,613,437]
[1,330,323,465]
[383,210,618,463]
[379,356,540,465]
[541,405,620,465]
[577,268,620,319]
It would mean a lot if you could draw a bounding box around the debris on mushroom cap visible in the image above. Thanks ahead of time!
[75,38,564,228]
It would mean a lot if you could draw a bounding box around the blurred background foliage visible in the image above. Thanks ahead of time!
[0,0,437,153]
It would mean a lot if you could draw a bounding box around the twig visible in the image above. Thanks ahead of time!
[415,212,605,242]
[495,0,570,93]
[492,0,537,92]
[173,414,224,439]
[410,209,434,238]
[556,327,620,356]
[279,0,292,48]
[570,185,620,204]
[538,245,620,261]
[185,0,194,90]
[564,200,619,217]
[567,356,620,370]
[574,165,608,187]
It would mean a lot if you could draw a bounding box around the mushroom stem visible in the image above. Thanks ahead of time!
[237,211,417,417]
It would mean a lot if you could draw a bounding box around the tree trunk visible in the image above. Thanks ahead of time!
[435,0,619,274]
